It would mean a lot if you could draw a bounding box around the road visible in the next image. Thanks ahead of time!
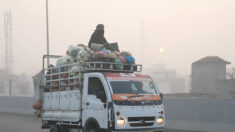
[1,96,235,132]
[0,113,47,132]
[0,113,202,132]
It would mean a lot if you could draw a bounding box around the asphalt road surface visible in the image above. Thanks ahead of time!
[1,96,235,132]
[0,113,203,132]
[0,113,47,132]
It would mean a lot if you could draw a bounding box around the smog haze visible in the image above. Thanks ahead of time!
[0,0,235,75]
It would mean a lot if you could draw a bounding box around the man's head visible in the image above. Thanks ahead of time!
[96,24,104,31]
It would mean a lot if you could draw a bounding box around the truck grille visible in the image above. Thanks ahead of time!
[128,117,155,127]
[129,122,154,127]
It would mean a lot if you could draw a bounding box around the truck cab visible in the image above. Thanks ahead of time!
[82,72,165,131]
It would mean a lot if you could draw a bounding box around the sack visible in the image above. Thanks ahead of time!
[118,56,127,64]
[114,59,123,70]
[70,65,85,76]
[112,51,120,56]
[90,43,104,51]
[56,55,74,72]
[100,48,111,54]
[76,49,90,62]
[67,45,81,58]
[120,51,132,56]
[106,53,117,59]
[92,51,107,58]
[66,44,93,62]
[125,56,135,64]
[105,43,119,52]
[56,55,74,66]
[32,102,41,109]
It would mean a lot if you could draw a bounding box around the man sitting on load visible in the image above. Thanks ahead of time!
[88,24,108,48]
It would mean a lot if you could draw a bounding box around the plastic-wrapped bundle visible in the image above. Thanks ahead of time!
[112,51,120,56]
[77,44,93,55]
[90,43,104,51]
[76,49,91,62]
[120,51,132,57]
[74,45,92,62]
[56,55,74,66]
[92,51,107,58]
[114,59,123,70]
[70,65,79,76]
[77,44,86,48]
[100,48,111,54]
[118,56,127,64]
[70,65,84,87]
[70,65,85,77]
[67,45,81,58]
[32,102,41,110]
[56,55,74,72]
[119,51,135,64]
[125,56,135,64]
[106,53,117,59]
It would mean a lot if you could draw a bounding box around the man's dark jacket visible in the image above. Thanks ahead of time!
[88,30,108,48]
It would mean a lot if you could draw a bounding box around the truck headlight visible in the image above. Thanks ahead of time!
[117,116,127,127]
[157,116,164,125]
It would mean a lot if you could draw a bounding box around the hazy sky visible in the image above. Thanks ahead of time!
[0,0,235,75]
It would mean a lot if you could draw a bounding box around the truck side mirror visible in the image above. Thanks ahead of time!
[160,93,163,99]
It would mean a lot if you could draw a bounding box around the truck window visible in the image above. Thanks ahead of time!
[88,77,107,103]
[110,80,157,94]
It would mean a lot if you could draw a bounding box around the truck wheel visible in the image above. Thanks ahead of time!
[83,122,100,132]
[50,125,61,132]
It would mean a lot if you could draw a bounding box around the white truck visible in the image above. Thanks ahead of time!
[40,55,165,132]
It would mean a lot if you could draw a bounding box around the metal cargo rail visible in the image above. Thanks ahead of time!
[42,55,142,91]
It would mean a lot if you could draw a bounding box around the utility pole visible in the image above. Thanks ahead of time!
[4,11,13,96]
[46,0,50,67]
[141,18,145,66]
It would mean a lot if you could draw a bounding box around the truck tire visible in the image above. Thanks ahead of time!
[83,121,100,132]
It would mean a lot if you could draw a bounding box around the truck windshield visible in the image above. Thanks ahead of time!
[110,80,157,94]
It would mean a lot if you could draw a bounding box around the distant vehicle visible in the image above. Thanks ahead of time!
[40,55,165,132]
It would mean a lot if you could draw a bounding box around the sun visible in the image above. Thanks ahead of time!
[159,48,165,54]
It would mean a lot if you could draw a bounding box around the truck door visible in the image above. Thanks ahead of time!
[82,74,109,129]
